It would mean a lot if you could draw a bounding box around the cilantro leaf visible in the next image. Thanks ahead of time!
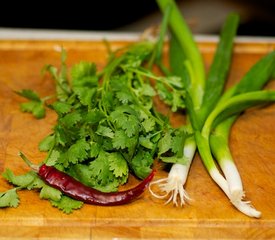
[142,118,156,133]
[157,130,172,156]
[0,189,20,208]
[20,101,45,119]
[4,168,62,203]
[71,62,97,81]
[50,195,83,214]
[130,150,153,179]
[140,83,156,97]
[45,149,60,166]
[89,141,101,158]
[89,151,113,186]
[165,76,184,89]
[124,115,139,137]
[110,109,139,137]
[116,90,134,104]
[74,88,97,107]
[110,109,126,126]
[16,89,46,119]
[52,101,72,115]
[2,169,35,188]
[26,173,46,190]
[139,135,154,149]
[16,89,41,101]
[96,125,114,138]
[112,130,129,149]
[71,62,98,107]
[85,109,105,125]
[67,164,95,187]
[155,82,173,106]
[59,112,82,128]
[40,184,62,201]
[39,134,55,152]
[88,150,125,192]
[171,129,186,158]
[42,63,71,101]
[159,155,187,164]
[108,152,128,178]
[171,91,185,112]
[66,139,90,164]
[54,125,69,146]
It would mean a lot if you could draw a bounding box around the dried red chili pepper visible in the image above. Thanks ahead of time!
[38,164,155,206]
[20,152,155,206]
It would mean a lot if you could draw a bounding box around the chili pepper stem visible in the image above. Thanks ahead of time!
[18,152,40,172]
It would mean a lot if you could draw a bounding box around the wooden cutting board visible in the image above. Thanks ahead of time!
[0,39,274,239]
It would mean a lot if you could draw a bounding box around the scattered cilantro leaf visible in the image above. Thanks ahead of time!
[20,101,45,119]
[27,173,46,190]
[40,184,62,201]
[16,89,46,119]
[50,195,83,214]
[0,189,20,208]
[16,89,41,101]
[2,169,35,188]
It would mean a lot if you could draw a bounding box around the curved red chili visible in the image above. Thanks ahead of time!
[38,164,155,206]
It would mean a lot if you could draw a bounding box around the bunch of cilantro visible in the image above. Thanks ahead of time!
[0,40,188,213]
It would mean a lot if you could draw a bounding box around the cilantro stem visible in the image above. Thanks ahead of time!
[127,67,175,90]
[100,55,125,116]
[127,77,164,126]
[148,3,171,73]
[42,95,55,102]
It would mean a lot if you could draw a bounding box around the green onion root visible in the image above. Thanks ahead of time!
[149,136,196,206]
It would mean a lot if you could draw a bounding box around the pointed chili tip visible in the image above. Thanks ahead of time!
[144,169,156,185]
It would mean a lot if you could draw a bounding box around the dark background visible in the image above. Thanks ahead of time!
[0,0,274,36]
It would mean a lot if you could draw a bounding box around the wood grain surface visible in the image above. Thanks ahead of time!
[0,40,274,239]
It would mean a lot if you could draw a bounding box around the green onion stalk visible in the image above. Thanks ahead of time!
[197,52,275,218]
[149,0,205,206]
